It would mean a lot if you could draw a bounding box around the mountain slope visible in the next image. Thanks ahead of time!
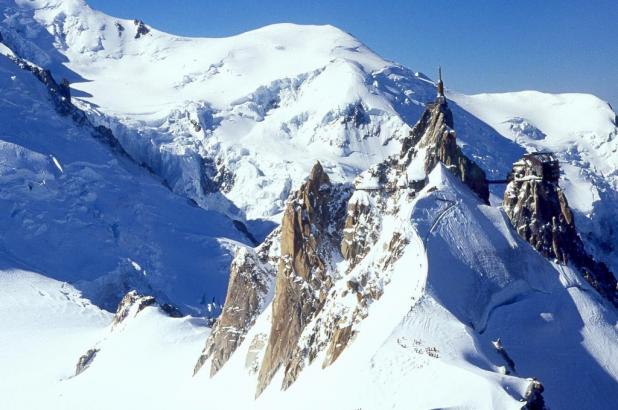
[0,0,519,224]
[453,91,618,272]
[0,1,617,409]
[0,44,248,314]
[193,99,618,409]
[3,0,615,277]
[5,163,616,410]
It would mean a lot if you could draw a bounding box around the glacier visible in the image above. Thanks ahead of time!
[0,0,617,409]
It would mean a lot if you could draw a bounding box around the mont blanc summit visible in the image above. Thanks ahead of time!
[0,1,617,409]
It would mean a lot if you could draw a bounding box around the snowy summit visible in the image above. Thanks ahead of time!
[0,1,617,409]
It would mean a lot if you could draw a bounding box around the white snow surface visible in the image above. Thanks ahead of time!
[2,166,617,410]
[1,1,618,409]
[0,47,248,314]
[0,0,512,224]
[5,0,615,272]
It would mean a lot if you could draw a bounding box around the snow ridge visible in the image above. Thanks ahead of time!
[1,1,617,408]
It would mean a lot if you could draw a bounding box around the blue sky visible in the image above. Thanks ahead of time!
[89,0,618,108]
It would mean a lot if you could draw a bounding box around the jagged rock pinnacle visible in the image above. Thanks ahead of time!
[503,154,618,306]
[193,245,275,377]
[256,160,335,395]
[400,101,489,203]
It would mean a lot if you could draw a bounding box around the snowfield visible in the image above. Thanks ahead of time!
[1,0,617,409]
[0,43,249,315]
[2,167,616,410]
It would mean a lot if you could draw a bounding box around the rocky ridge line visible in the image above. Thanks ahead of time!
[199,94,493,396]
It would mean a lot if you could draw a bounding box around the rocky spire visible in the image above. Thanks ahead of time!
[503,154,618,306]
[399,96,489,204]
[339,80,490,270]
[436,66,446,105]
[256,162,343,396]
[193,241,276,377]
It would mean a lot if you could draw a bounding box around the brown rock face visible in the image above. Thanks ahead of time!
[401,102,490,203]
[503,161,575,264]
[201,100,495,395]
[341,100,489,267]
[504,157,618,306]
[193,244,275,377]
[256,162,341,396]
[111,290,183,331]
[322,325,354,368]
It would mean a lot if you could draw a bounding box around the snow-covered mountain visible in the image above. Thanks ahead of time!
[1,0,617,409]
[4,0,616,272]
[0,40,251,315]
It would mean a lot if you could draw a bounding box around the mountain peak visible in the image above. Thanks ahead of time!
[2,2,618,409]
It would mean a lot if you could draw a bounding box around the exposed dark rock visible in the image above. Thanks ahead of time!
[193,83,577,398]
[160,303,183,318]
[232,219,259,246]
[503,155,618,306]
[133,19,150,39]
[75,348,99,376]
[92,125,131,157]
[492,338,516,375]
[115,22,124,36]
[322,325,354,367]
[521,379,547,410]
[341,98,489,267]
[340,197,376,266]
[59,78,71,100]
[190,118,202,132]
[256,94,489,394]
[200,156,236,195]
[194,163,350,392]
[342,102,370,127]
[26,65,74,116]
[325,96,489,386]
[3,51,141,163]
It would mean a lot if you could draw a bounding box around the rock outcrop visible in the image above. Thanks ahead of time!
[340,191,377,267]
[254,99,489,395]
[133,19,150,39]
[401,101,489,203]
[503,154,618,306]
[112,290,156,327]
[492,338,516,375]
[256,162,349,395]
[0,45,140,163]
[74,348,99,376]
[194,238,277,377]
[341,98,489,267]
[111,290,182,329]
[521,379,547,410]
